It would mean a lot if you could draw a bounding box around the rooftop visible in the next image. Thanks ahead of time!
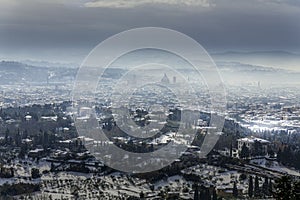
[237,136,269,144]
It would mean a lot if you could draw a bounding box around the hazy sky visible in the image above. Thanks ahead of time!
[0,0,300,63]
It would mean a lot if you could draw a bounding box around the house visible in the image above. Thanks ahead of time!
[216,186,243,198]
[218,148,239,158]
[28,148,44,158]
[237,136,269,156]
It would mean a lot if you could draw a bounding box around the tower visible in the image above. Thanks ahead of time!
[161,73,170,84]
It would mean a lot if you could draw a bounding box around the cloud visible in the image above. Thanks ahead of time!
[0,0,299,63]
[84,0,213,8]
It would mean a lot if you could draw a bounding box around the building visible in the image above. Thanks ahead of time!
[173,76,176,84]
[161,73,170,84]
[237,136,269,156]
[28,148,44,158]
[218,148,239,158]
[79,107,92,118]
[216,186,243,198]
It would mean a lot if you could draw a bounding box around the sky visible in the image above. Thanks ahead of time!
[0,0,300,64]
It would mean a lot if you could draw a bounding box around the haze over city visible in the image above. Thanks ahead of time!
[0,0,300,199]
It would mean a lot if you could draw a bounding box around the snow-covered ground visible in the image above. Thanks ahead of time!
[250,158,300,177]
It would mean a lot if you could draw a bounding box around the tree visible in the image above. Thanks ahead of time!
[233,181,238,198]
[239,173,247,181]
[240,143,250,159]
[206,187,211,200]
[150,185,155,192]
[199,185,210,200]
[263,177,269,196]
[274,176,292,200]
[291,180,300,200]
[281,146,292,166]
[252,141,263,157]
[5,128,9,145]
[230,141,233,157]
[273,177,300,200]
[43,131,49,148]
[268,147,275,158]
[254,176,260,197]
[10,167,14,177]
[277,149,282,162]
[19,144,27,159]
[31,168,40,179]
[212,188,218,200]
[50,162,55,172]
[248,176,253,198]
[193,184,199,200]
[71,185,79,199]
[268,179,273,196]
[139,191,145,199]
[15,130,21,147]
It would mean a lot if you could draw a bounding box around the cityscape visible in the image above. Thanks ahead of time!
[0,0,300,199]
[0,61,299,199]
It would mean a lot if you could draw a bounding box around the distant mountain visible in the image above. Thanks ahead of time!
[216,61,281,73]
[0,61,77,84]
[0,61,48,84]
[0,61,127,85]
[212,50,300,57]
[214,61,300,86]
[22,60,79,68]
[0,58,299,87]
[211,50,300,71]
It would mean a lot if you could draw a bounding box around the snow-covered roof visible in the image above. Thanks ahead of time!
[237,136,269,144]
[25,115,32,119]
[29,148,44,153]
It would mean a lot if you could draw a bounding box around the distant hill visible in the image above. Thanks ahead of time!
[0,61,49,84]
[0,61,126,85]
[212,50,300,57]
[0,57,299,87]
[22,60,78,68]
[214,61,300,86]
[211,50,300,71]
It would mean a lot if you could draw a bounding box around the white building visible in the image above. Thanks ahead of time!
[237,136,269,155]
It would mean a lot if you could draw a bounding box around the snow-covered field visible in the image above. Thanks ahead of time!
[250,158,300,177]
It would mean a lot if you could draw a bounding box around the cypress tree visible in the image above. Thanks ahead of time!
[268,179,273,196]
[254,175,260,197]
[248,176,253,197]
[212,188,218,200]
[263,177,269,196]
[240,143,250,159]
[277,149,282,163]
[206,187,211,200]
[193,184,199,200]
[233,181,238,198]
